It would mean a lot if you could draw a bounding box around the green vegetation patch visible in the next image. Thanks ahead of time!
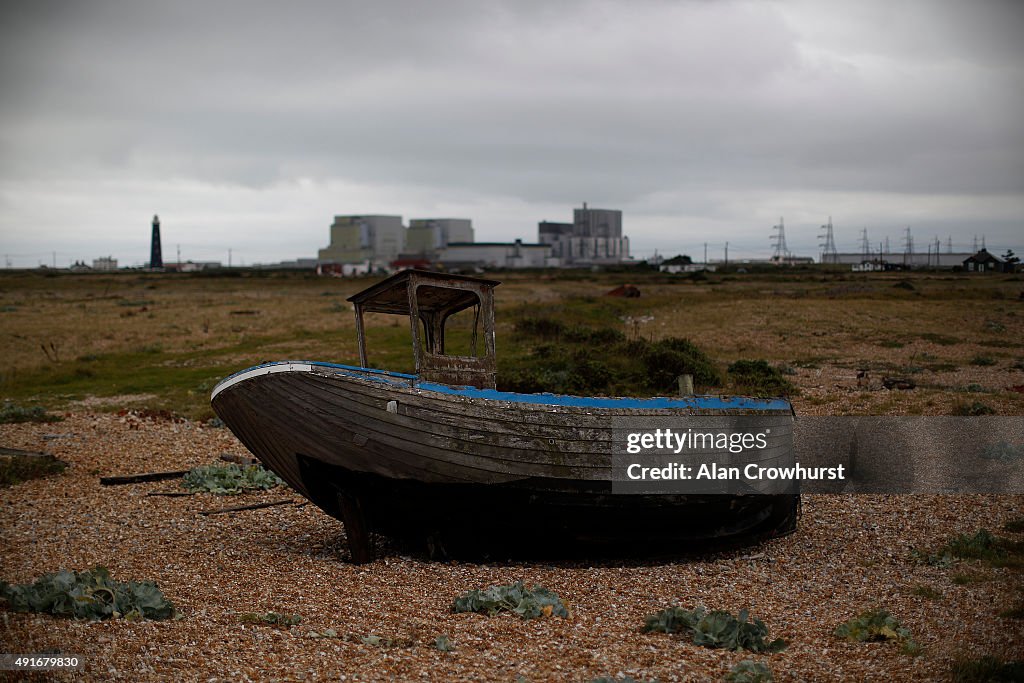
[642,337,723,389]
[182,463,284,495]
[0,401,62,424]
[0,566,174,620]
[953,401,997,416]
[0,452,67,487]
[452,581,569,619]
[913,529,1024,569]
[918,332,961,346]
[911,584,943,600]
[727,360,796,397]
[834,608,918,654]
[727,660,775,683]
[238,611,302,627]
[1004,517,1024,533]
[504,315,723,396]
[642,606,786,653]
[941,529,1024,568]
[999,603,1024,619]
[951,655,1024,682]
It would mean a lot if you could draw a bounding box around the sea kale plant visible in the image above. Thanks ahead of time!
[642,606,786,653]
[182,463,284,494]
[0,566,174,620]
[452,581,569,619]
[834,608,919,655]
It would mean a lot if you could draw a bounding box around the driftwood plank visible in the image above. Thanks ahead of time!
[0,446,51,458]
[100,470,190,486]
[199,499,297,516]
[218,452,259,466]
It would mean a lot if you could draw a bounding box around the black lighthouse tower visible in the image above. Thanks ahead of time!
[150,215,163,269]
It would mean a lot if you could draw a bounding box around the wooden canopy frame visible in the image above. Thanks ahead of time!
[347,269,501,389]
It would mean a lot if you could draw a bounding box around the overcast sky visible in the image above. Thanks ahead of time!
[1,0,1022,266]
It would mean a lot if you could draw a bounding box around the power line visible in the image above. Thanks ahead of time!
[770,217,789,263]
[818,216,837,264]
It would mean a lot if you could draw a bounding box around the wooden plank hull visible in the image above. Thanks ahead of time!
[212,361,799,559]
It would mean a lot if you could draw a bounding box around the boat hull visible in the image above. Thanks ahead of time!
[212,361,799,560]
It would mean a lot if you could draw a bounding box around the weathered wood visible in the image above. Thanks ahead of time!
[199,499,297,516]
[337,491,374,564]
[237,371,794,478]
[100,470,190,486]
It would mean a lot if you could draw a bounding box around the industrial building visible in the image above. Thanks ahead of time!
[316,204,630,273]
[435,240,552,270]
[405,218,474,256]
[318,215,405,270]
[538,203,630,265]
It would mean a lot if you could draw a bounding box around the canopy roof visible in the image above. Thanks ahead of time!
[347,269,500,316]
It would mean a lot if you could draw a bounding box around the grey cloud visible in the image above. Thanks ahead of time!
[0,0,1021,262]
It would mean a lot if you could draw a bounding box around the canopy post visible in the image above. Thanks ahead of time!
[407,277,423,374]
[354,303,368,368]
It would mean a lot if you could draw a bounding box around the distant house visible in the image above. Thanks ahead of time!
[93,256,118,271]
[164,261,222,272]
[317,261,372,277]
[963,249,1011,273]
[660,254,717,274]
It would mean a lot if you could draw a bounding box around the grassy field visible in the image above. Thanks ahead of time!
[1,268,1022,419]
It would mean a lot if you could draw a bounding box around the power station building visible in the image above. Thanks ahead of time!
[538,203,630,265]
[435,239,552,270]
[405,218,474,256]
[316,203,630,272]
[318,215,405,270]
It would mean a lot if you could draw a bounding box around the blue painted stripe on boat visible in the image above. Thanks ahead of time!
[214,360,791,412]
[215,360,791,410]
[412,379,792,411]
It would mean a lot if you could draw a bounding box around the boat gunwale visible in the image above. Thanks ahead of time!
[212,360,793,412]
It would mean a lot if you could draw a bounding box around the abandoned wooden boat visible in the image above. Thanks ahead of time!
[211,269,799,561]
